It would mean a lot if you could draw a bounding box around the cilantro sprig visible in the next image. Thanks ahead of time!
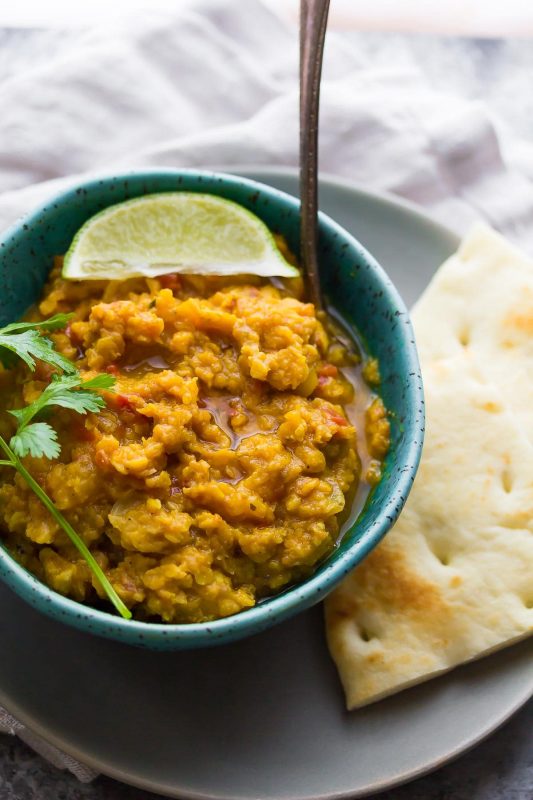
[0,313,76,373]
[0,315,131,620]
[9,372,116,459]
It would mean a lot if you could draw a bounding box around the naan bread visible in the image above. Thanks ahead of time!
[325,225,533,709]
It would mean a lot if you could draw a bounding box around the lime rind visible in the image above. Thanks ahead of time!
[63,193,299,280]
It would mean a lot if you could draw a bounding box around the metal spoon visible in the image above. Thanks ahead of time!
[300,0,330,312]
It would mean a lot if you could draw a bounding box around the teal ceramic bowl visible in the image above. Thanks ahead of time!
[0,169,424,649]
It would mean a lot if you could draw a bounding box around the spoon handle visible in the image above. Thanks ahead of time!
[300,0,330,311]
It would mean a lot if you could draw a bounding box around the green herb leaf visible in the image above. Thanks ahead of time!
[0,313,73,334]
[0,329,76,374]
[8,373,116,442]
[80,373,116,390]
[0,434,131,620]
[0,312,129,620]
[10,422,60,459]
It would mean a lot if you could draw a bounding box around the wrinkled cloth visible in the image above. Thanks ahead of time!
[0,0,533,247]
[1,0,533,782]
[0,707,97,782]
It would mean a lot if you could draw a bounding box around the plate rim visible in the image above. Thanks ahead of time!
[1,656,532,800]
[219,164,463,242]
[1,167,531,800]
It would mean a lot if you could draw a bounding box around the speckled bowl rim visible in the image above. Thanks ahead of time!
[0,168,424,647]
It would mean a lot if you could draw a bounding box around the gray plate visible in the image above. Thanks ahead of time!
[0,169,531,800]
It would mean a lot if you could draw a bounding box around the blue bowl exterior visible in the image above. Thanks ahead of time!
[0,169,424,649]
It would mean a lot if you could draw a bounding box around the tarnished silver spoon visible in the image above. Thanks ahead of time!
[300,0,330,311]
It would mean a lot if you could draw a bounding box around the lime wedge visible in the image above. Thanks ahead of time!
[63,193,299,280]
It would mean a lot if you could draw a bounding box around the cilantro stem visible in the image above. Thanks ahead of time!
[0,435,131,620]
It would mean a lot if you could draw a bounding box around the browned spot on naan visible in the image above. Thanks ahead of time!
[329,541,450,622]
[502,288,533,336]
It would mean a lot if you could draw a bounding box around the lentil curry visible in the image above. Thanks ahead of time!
[0,252,390,623]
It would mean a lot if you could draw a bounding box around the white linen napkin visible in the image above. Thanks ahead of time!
[1,0,533,782]
[1,0,533,249]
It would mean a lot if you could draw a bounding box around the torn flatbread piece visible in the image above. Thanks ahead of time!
[413,224,533,445]
[325,225,533,709]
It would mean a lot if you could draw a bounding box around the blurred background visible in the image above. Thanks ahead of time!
[0,0,532,35]
[1,0,533,247]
